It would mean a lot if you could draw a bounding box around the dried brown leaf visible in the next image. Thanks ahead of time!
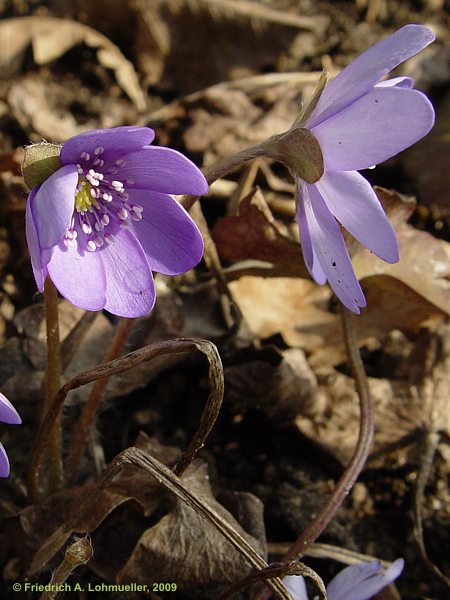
[212,188,308,278]
[0,17,146,111]
[117,461,267,589]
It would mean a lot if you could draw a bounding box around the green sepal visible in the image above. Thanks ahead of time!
[22,143,62,190]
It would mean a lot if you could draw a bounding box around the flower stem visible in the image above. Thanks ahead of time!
[254,306,374,600]
[65,317,135,483]
[182,143,268,210]
[43,277,63,493]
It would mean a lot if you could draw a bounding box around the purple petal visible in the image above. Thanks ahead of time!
[283,576,309,600]
[315,171,399,262]
[47,242,107,311]
[33,165,78,248]
[99,229,156,317]
[0,443,10,478]
[312,87,434,171]
[0,392,21,425]
[60,126,155,166]
[302,182,366,313]
[376,76,413,88]
[307,24,435,128]
[129,189,203,275]
[118,146,208,196]
[327,559,404,600]
[26,187,47,292]
[296,183,326,284]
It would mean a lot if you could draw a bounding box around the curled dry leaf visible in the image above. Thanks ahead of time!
[212,187,308,279]
[0,17,146,111]
[117,460,267,591]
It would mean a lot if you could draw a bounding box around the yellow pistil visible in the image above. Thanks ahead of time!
[75,181,99,213]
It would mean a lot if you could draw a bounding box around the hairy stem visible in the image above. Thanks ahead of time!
[66,318,135,483]
[182,143,268,211]
[255,307,374,600]
[43,277,63,494]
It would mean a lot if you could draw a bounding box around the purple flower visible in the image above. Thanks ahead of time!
[0,392,21,478]
[25,127,207,317]
[294,25,435,313]
[284,559,404,600]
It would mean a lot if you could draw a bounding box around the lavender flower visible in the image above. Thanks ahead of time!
[0,392,21,477]
[277,25,435,313]
[284,559,404,600]
[25,127,207,317]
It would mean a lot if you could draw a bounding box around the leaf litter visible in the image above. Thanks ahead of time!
[0,1,449,599]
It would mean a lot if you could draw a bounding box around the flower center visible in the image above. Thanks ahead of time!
[75,180,99,213]
[64,147,143,253]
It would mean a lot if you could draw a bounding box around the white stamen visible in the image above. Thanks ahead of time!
[112,180,124,190]
[115,159,126,166]
[94,146,104,155]
[101,214,110,226]
[95,237,104,248]
[131,211,143,221]
[80,152,90,161]
[87,240,97,251]
[117,208,128,220]
[82,223,92,235]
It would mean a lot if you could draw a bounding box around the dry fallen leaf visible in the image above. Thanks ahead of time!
[117,460,267,590]
[0,17,146,111]
[213,188,308,278]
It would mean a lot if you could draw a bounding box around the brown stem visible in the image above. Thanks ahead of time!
[26,338,222,502]
[182,143,269,211]
[66,317,135,483]
[254,306,374,600]
[43,277,63,494]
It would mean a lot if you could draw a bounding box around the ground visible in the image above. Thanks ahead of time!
[0,1,449,599]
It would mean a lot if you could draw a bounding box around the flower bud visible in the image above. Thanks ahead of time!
[22,142,62,190]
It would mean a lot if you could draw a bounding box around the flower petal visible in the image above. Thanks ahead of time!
[99,229,156,317]
[315,171,399,262]
[307,24,435,128]
[0,393,21,425]
[303,182,366,313]
[33,165,78,248]
[376,76,413,88]
[327,559,404,600]
[60,126,155,166]
[26,187,47,292]
[296,183,326,284]
[283,576,309,600]
[0,443,10,478]
[128,189,203,275]
[312,86,435,171]
[118,146,208,196]
[47,242,107,311]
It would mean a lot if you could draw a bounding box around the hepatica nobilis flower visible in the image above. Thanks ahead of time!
[284,559,404,600]
[25,127,207,317]
[268,25,435,313]
[0,393,21,477]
